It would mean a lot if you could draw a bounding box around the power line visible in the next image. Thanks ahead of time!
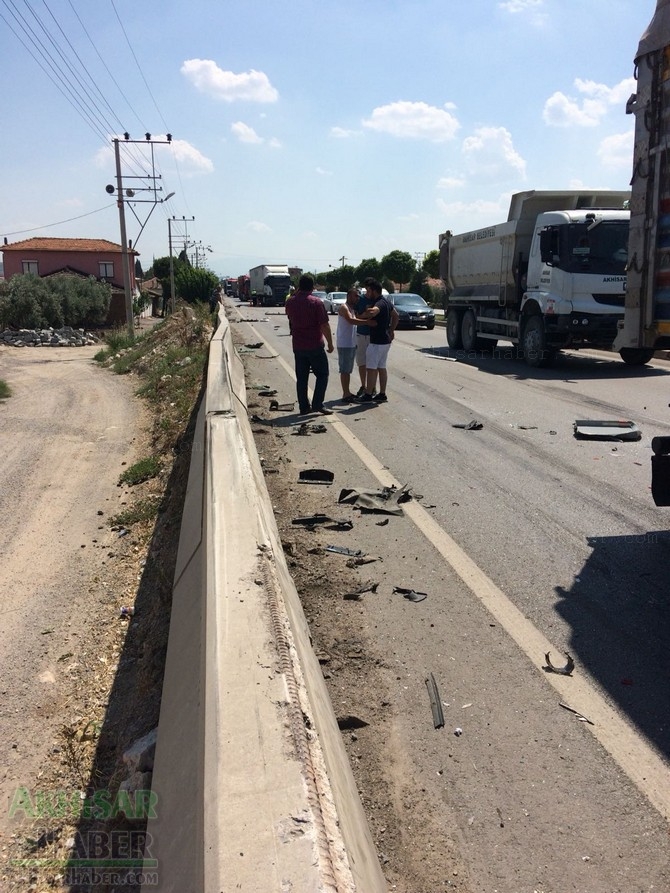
[1,203,116,237]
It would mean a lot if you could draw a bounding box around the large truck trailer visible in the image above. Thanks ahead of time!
[614,0,670,362]
[438,190,646,367]
[249,264,291,307]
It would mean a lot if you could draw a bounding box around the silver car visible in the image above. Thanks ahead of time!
[313,290,334,313]
[328,292,348,314]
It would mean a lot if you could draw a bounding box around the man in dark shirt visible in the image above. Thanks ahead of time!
[357,278,398,404]
[285,274,334,414]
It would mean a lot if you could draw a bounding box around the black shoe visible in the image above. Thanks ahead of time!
[372,392,388,403]
[356,392,375,403]
[355,386,366,397]
[341,395,357,404]
[298,406,312,415]
[314,406,334,415]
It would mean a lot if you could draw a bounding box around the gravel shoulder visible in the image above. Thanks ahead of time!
[0,344,149,886]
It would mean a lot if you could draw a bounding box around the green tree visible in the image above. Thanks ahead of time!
[135,258,144,280]
[422,249,440,279]
[175,266,219,304]
[354,258,382,282]
[380,250,416,291]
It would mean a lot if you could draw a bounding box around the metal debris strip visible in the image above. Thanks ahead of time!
[452,420,483,430]
[326,544,363,557]
[559,702,594,725]
[338,483,412,515]
[425,674,445,729]
[544,651,575,676]
[298,468,334,484]
[393,586,427,603]
[573,419,641,441]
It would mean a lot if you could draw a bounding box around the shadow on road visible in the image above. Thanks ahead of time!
[553,529,670,759]
[416,344,670,382]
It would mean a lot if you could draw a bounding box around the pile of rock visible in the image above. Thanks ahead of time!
[1,326,100,347]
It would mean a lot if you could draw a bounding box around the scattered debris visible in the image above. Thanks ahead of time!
[376,518,390,526]
[573,419,641,441]
[454,727,463,737]
[425,673,445,729]
[298,468,334,484]
[513,424,538,430]
[337,715,369,730]
[269,399,295,411]
[428,352,457,362]
[293,422,328,435]
[257,389,277,396]
[119,606,135,619]
[292,514,333,526]
[343,581,379,600]
[651,435,670,506]
[346,555,379,567]
[338,483,412,514]
[250,414,274,426]
[245,342,264,349]
[452,420,483,430]
[326,518,354,531]
[394,586,427,603]
[544,651,575,676]
[496,807,505,828]
[326,544,363,557]
[559,701,594,725]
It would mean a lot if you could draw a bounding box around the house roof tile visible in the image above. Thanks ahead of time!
[1,237,136,254]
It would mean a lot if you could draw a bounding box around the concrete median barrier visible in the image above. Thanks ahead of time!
[145,312,386,891]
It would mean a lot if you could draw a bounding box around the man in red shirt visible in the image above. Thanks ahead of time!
[285,274,334,414]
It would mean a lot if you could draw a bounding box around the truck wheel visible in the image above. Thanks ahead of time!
[522,315,554,368]
[446,309,463,349]
[461,309,485,351]
[619,347,655,366]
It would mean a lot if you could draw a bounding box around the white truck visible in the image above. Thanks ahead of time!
[248,264,291,307]
[438,190,645,367]
[614,0,670,365]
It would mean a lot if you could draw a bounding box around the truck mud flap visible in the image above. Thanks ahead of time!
[651,436,670,506]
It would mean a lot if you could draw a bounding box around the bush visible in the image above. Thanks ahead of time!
[0,273,111,328]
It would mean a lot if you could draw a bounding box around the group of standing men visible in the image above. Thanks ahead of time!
[284,274,399,416]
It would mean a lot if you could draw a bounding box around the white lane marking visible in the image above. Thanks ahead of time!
[241,316,670,821]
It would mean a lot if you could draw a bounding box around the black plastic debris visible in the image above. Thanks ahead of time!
[544,651,575,676]
[326,519,354,531]
[573,419,641,441]
[250,414,274,426]
[376,518,390,526]
[452,420,483,430]
[257,389,277,396]
[393,586,427,603]
[293,423,327,436]
[337,715,369,730]
[292,514,332,526]
[269,400,295,411]
[245,342,263,349]
[298,468,334,484]
[651,435,670,506]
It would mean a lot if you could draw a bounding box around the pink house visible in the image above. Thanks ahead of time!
[1,237,138,324]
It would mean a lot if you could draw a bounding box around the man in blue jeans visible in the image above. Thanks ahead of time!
[285,274,334,415]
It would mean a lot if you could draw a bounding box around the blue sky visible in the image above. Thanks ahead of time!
[0,0,656,278]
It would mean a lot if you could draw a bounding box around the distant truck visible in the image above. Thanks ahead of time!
[613,0,670,365]
[249,264,291,307]
[223,277,237,297]
[438,190,644,367]
[237,274,250,302]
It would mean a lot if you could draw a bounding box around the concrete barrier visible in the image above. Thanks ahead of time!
[145,312,386,891]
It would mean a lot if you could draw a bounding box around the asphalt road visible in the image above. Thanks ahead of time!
[234,299,670,893]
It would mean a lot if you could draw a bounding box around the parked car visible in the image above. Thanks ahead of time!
[328,292,348,314]
[388,293,436,329]
[313,290,333,313]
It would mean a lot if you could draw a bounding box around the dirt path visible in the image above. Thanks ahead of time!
[0,346,144,847]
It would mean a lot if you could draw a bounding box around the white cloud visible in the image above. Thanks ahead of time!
[437,176,466,190]
[247,221,271,233]
[231,122,264,144]
[330,126,360,139]
[268,137,282,149]
[543,77,635,127]
[462,126,526,180]
[436,194,513,230]
[598,130,634,169]
[316,167,333,176]
[181,59,278,102]
[167,138,214,174]
[499,0,542,13]
[362,101,460,142]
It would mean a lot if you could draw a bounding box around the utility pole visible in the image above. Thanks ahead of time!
[168,216,195,315]
[109,132,174,337]
[339,255,347,268]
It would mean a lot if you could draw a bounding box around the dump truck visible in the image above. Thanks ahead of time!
[249,264,291,307]
[613,0,670,365]
[438,190,642,367]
